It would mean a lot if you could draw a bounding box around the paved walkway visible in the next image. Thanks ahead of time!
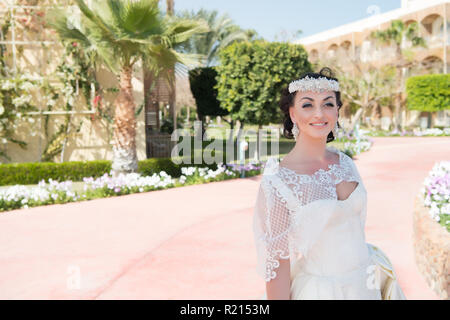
[0,137,448,299]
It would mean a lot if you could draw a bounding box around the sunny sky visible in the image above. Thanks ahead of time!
[171,0,402,41]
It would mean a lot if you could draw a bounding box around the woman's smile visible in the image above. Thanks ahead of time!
[310,122,328,128]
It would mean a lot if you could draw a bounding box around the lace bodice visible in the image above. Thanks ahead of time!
[252,146,369,282]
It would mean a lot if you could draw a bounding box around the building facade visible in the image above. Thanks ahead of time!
[294,0,450,130]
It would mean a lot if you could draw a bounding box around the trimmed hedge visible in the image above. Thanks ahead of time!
[0,157,220,186]
[0,161,111,186]
[406,73,450,112]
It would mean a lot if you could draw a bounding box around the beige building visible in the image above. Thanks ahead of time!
[294,0,450,130]
[1,1,448,164]
[0,0,184,164]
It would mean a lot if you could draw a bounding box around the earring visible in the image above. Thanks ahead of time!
[292,122,299,141]
[332,121,338,136]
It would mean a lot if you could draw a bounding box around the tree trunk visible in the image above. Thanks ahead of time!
[349,108,364,134]
[112,64,138,175]
[144,67,160,131]
[406,109,420,127]
[166,0,176,133]
[255,123,262,163]
[168,74,176,132]
[166,0,174,15]
[227,119,235,145]
[392,81,402,131]
[427,112,432,128]
[221,116,235,144]
[195,115,206,140]
[392,45,404,132]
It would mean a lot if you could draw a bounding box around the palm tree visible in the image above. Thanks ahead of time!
[175,9,252,141]
[176,9,250,67]
[47,0,208,175]
[164,0,176,131]
[166,0,174,14]
[338,62,397,132]
[370,20,427,131]
[143,0,175,139]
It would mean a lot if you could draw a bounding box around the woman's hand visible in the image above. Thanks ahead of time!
[265,259,291,300]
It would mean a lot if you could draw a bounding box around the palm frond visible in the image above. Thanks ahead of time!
[47,8,91,48]
[75,0,118,44]
[174,8,249,67]
[108,0,163,40]
[48,0,209,78]
[163,17,210,45]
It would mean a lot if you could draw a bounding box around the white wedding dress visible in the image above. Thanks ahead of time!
[252,145,406,300]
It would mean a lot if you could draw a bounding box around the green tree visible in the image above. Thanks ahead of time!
[188,67,228,139]
[370,20,427,131]
[215,41,312,160]
[338,62,397,132]
[47,0,208,174]
[176,8,255,141]
[406,74,450,115]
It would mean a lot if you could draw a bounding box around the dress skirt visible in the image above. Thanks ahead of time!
[260,243,406,300]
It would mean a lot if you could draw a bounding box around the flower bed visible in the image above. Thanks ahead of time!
[420,161,450,231]
[413,161,450,300]
[0,162,261,212]
[342,137,373,157]
[336,130,373,157]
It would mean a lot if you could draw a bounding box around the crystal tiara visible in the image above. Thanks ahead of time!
[288,75,340,94]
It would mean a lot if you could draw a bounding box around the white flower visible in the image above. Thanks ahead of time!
[0,104,4,115]
[19,81,34,91]
[1,80,15,90]
[441,203,450,215]
[12,95,31,107]
[67,96,75,106]
[181,167,196,176]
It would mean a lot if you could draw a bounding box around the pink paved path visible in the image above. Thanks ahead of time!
[0,137,448,299]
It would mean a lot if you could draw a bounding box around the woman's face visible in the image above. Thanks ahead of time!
[289,90,339,140]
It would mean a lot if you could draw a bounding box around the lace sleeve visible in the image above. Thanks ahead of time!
[347,156,368,230]
[252,178,291,282]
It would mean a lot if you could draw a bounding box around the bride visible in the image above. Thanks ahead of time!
[252,67,406,300]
